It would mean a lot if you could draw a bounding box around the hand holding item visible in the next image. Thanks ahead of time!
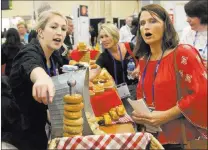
[132,110,168,127]
[32,76,55,105]
[131,65,140,79]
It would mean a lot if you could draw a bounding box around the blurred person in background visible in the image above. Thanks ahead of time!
[9,10,67,150]
[17,21,29,45]
[180,0,207,68]
[89,25,97,47]
[119,16,134,43]
[28,30,37,43]
[130,18,139,45]
[64,16,74,50]
[1,28,24,76]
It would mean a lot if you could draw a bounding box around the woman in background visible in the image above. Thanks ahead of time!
[90,23,138,114]
[1,28,24,76]
[132,4,207,149]
[180,0,207,68]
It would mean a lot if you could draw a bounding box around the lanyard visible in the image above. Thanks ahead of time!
[193,31,207,56]
[46,57,56,77]
[141,51,164,107]
[107,45,125,84]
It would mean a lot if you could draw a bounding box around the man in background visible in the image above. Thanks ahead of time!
[119,16,133,43]
[64,16,74,51]
[17,22,29,45]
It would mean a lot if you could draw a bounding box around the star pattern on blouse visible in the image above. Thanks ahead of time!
[202,71,207,80]
[185,74,192,83]
[181,56,188,65]
[179,70,183,77]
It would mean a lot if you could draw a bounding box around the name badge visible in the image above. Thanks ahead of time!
[116,83,130,99]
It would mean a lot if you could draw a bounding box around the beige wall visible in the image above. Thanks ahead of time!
[2,1,139,19]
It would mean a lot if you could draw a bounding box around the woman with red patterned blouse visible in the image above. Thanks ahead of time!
[131,4,207,149]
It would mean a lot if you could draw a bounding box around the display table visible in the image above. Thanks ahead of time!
[49,132,164,149]
[99,123,135,134]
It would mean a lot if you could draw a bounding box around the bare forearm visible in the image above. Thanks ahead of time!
[164,105,182,123]
[30,67,50,83]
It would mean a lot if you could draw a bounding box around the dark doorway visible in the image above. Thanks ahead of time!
[90,18,105,37]
[119,19,125,28]
[113,18,118,28]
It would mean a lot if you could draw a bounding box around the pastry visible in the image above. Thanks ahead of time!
[63,94,83,104]
[90,64,97,69]
[64,111,82,119]
[69,60,78,65]
[103,80,114,88]
[93,84,104,93]
[63,125,83,134]
[90,60,96,65]
[116,105,125,116]
[63,117,83,126]
[109,108,119,120]
[103,113,112,125]
[64,103,84,112]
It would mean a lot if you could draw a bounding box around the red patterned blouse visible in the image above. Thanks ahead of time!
[136,44,207,144]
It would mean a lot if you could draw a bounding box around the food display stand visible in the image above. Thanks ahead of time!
[48,42,164,149]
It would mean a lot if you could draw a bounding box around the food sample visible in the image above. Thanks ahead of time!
[69,60,78,65]
[63,94,84,137]
[64,111,82,119]
[63,117,83,126]
[109,108,119,121]
[90,64,98,69]
[103,113,112,125]
[63,94,83,104]
[77,42,87,51]
[64,103,84,112]
[116,105,125,116]
[90,60,96,65]
[93,84,104,93]
[103,80,114,89]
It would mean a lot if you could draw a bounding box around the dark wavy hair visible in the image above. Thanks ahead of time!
[185,0,207,25]
[5,28,21,48]
[133,4,179,59]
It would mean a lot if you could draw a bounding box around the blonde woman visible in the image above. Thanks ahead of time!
[9,10,67,150]
[90,23,139,113]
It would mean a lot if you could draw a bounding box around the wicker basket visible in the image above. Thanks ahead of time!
[149,135,164,149]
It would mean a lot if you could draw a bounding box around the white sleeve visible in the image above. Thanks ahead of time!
[180,26,190,44]
[119,27,124,42]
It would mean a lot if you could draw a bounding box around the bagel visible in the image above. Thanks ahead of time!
[64,103,84,112]
[63,125,83,134]
[63,117,83,126]
[64,111,82,119]
[63,132,82,137]
[63,94,83,104]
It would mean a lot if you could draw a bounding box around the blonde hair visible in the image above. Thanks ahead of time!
[34,10,68,31]
[17,21,27,29]
[99,23,119,44]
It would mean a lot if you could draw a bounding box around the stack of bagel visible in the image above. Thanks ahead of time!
[63,94,84,137]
